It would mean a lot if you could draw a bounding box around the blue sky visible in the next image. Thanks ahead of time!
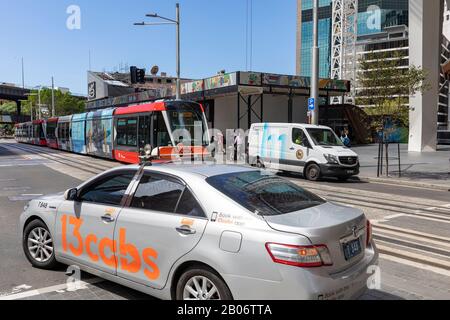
[0,0,297,95]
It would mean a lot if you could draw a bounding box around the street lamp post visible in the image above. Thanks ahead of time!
[37,86,42,120]
[134,3,181,100]
[51,77,55,117]
[310,0,319,125]
[24,93,38,121]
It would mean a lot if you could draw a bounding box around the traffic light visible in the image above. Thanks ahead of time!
[130,66,146,84]
[137,68,146,84]
[130,66,137,84]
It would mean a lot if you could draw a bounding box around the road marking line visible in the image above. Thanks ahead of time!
[373,223,450,242]
[376,243,450,268]
[397,214,450,224]
[379,254,450,277]
[0,277,105,300]
[379,214,405,222]
[375,228,450,249]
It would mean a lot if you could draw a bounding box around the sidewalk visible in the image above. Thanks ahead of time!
[352,144,450,190]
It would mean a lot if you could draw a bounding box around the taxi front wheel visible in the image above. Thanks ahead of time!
[176,267,233,300]
[23,219,58,270]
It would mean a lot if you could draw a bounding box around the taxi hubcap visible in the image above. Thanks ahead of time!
[28,227,53,262]
[183,276,221,300]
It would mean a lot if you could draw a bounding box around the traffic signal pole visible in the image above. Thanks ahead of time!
[310,0,319,125]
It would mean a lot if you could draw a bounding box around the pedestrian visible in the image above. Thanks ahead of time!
[234,131,245,161]
[341,128,351,147]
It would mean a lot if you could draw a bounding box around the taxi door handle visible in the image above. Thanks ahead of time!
[289,147,296,150]
[176,226,196,235]
[101,215,115,223]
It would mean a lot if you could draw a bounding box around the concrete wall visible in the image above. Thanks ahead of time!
[408,0,443,152]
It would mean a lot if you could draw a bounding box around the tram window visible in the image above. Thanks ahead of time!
[46,122,57,139]
[138,115,151,148]
[117,117,138,147]
[155,113,171,146]
[167,109,206,146]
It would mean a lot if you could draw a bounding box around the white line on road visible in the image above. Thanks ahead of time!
[0,277,105,300]
[379,254,450,277]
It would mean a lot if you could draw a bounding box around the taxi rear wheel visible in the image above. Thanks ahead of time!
[176,267,233,300]
[23,220,58,270]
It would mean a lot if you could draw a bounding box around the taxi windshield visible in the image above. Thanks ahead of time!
[306,128,344,147]
[206,171,325,216]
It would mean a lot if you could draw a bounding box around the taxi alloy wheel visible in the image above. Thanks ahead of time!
[23,220,58,269]
[183,276,220,300]
[28,227,53,263]
[176,268,233,301]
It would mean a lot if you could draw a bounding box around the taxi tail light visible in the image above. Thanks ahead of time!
[265,243,333,268]
[366,220,373,247]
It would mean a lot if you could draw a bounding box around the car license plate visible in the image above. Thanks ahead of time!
[346,170,355,174]
[343,238,362,260]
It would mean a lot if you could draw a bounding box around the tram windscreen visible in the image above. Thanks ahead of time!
[166,104,208,146]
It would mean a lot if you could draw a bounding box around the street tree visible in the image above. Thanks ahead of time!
[23,88,85,117]
[356,50,430,131]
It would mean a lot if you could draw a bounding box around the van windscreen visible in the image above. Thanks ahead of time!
[306,128,344,147]
[206,171,325,216]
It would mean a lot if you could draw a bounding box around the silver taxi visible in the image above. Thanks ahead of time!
[19,164,378,300]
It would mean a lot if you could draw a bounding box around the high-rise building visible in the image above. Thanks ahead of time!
[296,0,409,79]
[297,0,449,146]
[296,0,333,78]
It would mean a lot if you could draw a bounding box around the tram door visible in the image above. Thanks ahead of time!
[138,114,152,150]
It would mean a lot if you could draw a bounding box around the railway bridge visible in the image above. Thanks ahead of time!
[0,84,30,116]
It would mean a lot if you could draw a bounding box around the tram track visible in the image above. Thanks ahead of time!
[292,181,450,216]
[290,182,450,219]
[3,143,108,176]
[11,143,117,171]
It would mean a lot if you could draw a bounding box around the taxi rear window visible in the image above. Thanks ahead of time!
[206,171,325,216]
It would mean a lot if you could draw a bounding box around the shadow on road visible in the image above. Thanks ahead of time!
[276,171,369,185]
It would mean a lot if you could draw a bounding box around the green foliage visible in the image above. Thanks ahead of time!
[19,88,85,118]
[356,50,430,130]
[0,101,18,115]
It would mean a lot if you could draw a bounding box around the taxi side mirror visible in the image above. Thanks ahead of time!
[64,188,78,201]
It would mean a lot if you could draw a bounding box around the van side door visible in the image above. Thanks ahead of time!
[284,127,311,172]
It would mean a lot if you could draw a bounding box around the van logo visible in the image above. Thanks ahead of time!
[296,150,304,160]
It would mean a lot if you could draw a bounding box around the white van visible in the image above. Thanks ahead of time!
[248,123,360,181]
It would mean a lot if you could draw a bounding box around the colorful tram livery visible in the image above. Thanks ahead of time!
[15,100,210,164]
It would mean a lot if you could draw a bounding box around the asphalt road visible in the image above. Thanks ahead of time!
[0,141,449,300]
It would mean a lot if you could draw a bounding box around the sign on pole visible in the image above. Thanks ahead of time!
[308,98,315,111]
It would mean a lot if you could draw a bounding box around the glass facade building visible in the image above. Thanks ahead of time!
[297,0,409,78]
[299,0,332,78]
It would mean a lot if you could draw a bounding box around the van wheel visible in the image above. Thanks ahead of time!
[305,164,321,181]
[23,220,58,270]
[176,267,233,300]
